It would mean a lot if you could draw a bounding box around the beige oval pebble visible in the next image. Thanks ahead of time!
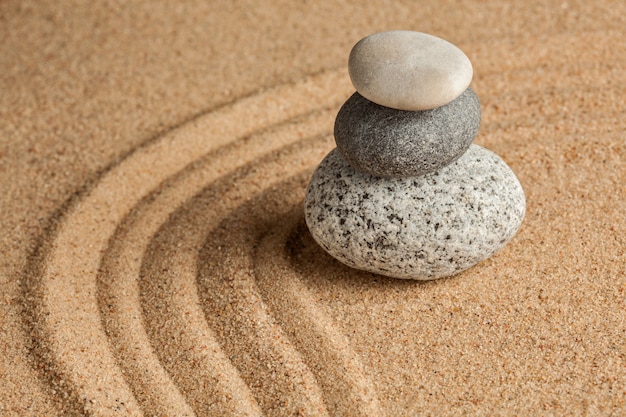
[348,31,473,110]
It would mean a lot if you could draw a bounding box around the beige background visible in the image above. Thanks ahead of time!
[1,1,625,415]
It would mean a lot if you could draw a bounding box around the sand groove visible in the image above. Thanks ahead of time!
[21,37,552,414]
[188,143,381,414]
[25,69,354,415]
[97,109,337,416]
[147,145,330,415]
[255,210,382,415]
[9,5,626,416]
[138,135,336,415]
[19,27,624,416]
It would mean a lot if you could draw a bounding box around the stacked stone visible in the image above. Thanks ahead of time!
[304,31,526,280]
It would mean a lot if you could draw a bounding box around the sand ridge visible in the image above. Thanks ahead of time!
[22,71,352,415]
[2,1,626,415]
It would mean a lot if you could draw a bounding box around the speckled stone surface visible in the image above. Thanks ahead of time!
[334,87,481,178]
[348,31,473,110]
[304,145,526,280]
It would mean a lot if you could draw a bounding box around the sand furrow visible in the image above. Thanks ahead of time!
[189,140,335,415]
[20,24,625,417]
[195,166,383,415]
[24,69,351,415]
[136,117,334,415]
[255,210,383,415]
[98,189,208,416]
[97,107,335,417]
[6,3,626,415]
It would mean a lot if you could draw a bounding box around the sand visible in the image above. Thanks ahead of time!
[1,0,625,415]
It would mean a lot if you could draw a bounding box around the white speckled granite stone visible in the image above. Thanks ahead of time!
[304,145,526,280]
[335,87,480,178]
[348,31,473,111]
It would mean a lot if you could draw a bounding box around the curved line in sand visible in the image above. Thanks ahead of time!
[26,68,352,415]
[254,208,382,415]
[96,120,326,415]
[17,24,625,415]
[127,114,335,415]
[142,138,332,415]
[24,28,609,414]
[192,151,381,414]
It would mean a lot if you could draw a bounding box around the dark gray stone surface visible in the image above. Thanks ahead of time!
[304,145,526,280]
[334,87,481,178]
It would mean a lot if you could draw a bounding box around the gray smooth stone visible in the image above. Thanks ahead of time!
[348,31,473,110]
[304,145,526,280]
[334,87,481,178]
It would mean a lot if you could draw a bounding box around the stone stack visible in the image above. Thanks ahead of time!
[304,31,526,280]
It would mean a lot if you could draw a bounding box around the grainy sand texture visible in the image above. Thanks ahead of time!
[1,1,625,415]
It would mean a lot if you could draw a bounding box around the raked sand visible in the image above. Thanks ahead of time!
[1,1,625,415]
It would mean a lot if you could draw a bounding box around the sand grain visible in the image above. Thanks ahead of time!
[2,1,625,415]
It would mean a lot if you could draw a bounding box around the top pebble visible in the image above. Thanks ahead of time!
[349,31,473,111]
